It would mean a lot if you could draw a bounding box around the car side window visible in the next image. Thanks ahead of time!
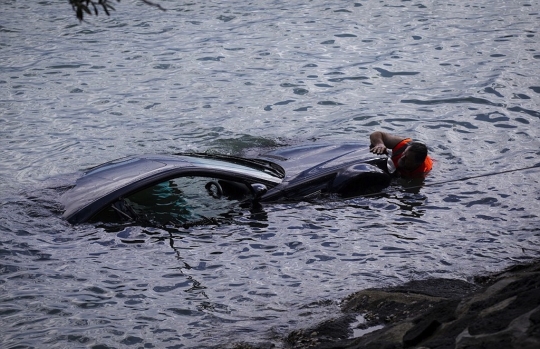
[92,176,253,225]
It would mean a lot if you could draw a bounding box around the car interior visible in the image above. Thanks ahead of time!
[90,176,256,225]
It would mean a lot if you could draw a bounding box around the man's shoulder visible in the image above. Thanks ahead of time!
[392,138,412,151]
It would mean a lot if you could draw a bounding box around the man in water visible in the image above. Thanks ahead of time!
[369,131,433,177]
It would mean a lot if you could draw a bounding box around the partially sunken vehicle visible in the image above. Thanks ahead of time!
[61,142,391,225]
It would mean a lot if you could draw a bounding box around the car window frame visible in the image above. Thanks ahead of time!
[64,166,281,224]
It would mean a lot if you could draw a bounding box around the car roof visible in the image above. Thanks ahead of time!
[258,141,383,182]
[61,154,283,224]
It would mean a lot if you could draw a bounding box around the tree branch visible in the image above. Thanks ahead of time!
[69,0,165,21]
[140,0,166,12]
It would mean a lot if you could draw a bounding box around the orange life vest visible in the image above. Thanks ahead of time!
[391,139,433,177]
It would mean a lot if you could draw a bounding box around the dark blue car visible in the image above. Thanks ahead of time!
[61,142,391,225]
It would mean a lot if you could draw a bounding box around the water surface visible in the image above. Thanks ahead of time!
[1,0,539,347]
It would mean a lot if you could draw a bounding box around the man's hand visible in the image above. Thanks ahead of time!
[370,144,388,155]
[369,131,405,155]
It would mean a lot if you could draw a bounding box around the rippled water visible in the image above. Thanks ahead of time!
[1,0,540,347]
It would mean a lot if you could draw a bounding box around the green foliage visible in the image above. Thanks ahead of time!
[69,0,165,21]
[69,0,119,20]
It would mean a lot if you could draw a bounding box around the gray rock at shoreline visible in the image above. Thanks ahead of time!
[230,260,540,349]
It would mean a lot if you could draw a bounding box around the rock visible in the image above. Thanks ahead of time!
[288,260,540,349]
[286,315,356,348]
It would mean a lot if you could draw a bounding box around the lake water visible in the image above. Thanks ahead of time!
[1,0,539,347]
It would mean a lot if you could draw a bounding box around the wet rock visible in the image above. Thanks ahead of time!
[227,341,276,349]
[287,260,540,349]
[286,315,356,348]
[402,299,460,347]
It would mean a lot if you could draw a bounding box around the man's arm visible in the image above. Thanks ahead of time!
[369,131,407,155]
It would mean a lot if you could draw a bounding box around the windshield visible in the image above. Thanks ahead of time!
[91,176,255,226]
[62,154,284,224]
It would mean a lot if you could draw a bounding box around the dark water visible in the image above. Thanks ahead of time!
[1,0,540,347]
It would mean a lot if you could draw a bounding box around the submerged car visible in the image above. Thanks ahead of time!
[61,141,392,225]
